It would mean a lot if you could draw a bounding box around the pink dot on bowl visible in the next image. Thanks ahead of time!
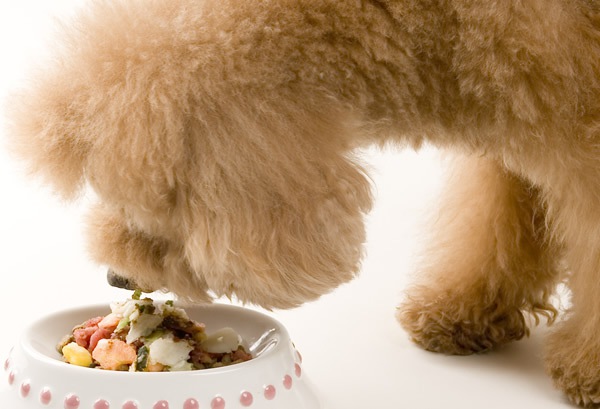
[3,358,9,371]
[20,381,31,397]
[283,374,293,390]
[40,388,52,405]
[94,399,110,409]
[211,396,225,409]
[154,401,169,409]
[64,394,80,409]
[240,391,253,407]
[264,385,276,400]
[295,363,302,378]
[183,398,199,409]
[122,401,138,409]
[8,371,15,386]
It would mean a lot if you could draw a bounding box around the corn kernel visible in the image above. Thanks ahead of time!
[62,342,93,367]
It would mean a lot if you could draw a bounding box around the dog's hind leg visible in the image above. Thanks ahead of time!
[397,154,562,355]
[540,162,600,407]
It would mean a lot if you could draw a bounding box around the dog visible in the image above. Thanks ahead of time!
[7,0,600,405]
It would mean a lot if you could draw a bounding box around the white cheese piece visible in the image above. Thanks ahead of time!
[201,327,241,353]
[148,335,193,367]
[126,313,163,344]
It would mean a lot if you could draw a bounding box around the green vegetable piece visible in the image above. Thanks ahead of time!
[136,345,149,371]
[116,316,130,332]
[165,300,174,307]
[132,289,142,300]
[144,329,166,344]
[138,304,156,315]
[56,334,74,354]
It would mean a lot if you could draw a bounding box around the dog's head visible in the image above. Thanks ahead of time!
[9,0,373,309]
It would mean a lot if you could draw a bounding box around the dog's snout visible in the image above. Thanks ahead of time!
[106,269,138,290]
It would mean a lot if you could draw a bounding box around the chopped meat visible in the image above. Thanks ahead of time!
[59,293,253,371]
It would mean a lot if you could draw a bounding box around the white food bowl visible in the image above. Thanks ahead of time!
[1,303,320,409]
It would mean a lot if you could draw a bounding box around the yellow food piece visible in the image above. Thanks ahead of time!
[146,362,165,372]
[62,342,93,367]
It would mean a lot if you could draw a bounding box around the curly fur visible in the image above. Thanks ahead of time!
[397,155,562,353]
[7,0,600,405]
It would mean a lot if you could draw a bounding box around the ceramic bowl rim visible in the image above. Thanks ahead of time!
[19,302,289,377]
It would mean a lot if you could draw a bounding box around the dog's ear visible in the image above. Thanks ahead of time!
[7,59,92,201]
[5,1,195,207]
[7,75,92,200]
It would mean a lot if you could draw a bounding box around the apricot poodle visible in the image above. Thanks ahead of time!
[7,0,600,406]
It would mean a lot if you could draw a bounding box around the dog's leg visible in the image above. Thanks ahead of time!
[542,173,600,407]
[397,154,561,355]
[7,0,382,308]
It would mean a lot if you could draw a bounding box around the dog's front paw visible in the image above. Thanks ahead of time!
[397,288,527,355]
[546,323,600,407]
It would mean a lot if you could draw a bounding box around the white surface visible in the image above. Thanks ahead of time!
[0,2,572,408]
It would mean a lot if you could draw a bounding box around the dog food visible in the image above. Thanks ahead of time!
[57,291,252,371]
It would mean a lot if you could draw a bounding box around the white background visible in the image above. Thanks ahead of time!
[0,2,573,408]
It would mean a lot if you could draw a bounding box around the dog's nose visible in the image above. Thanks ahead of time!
[106,269,138,290]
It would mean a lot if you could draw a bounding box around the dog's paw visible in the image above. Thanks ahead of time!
[397,291,528,355]
[546,324,600,407]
